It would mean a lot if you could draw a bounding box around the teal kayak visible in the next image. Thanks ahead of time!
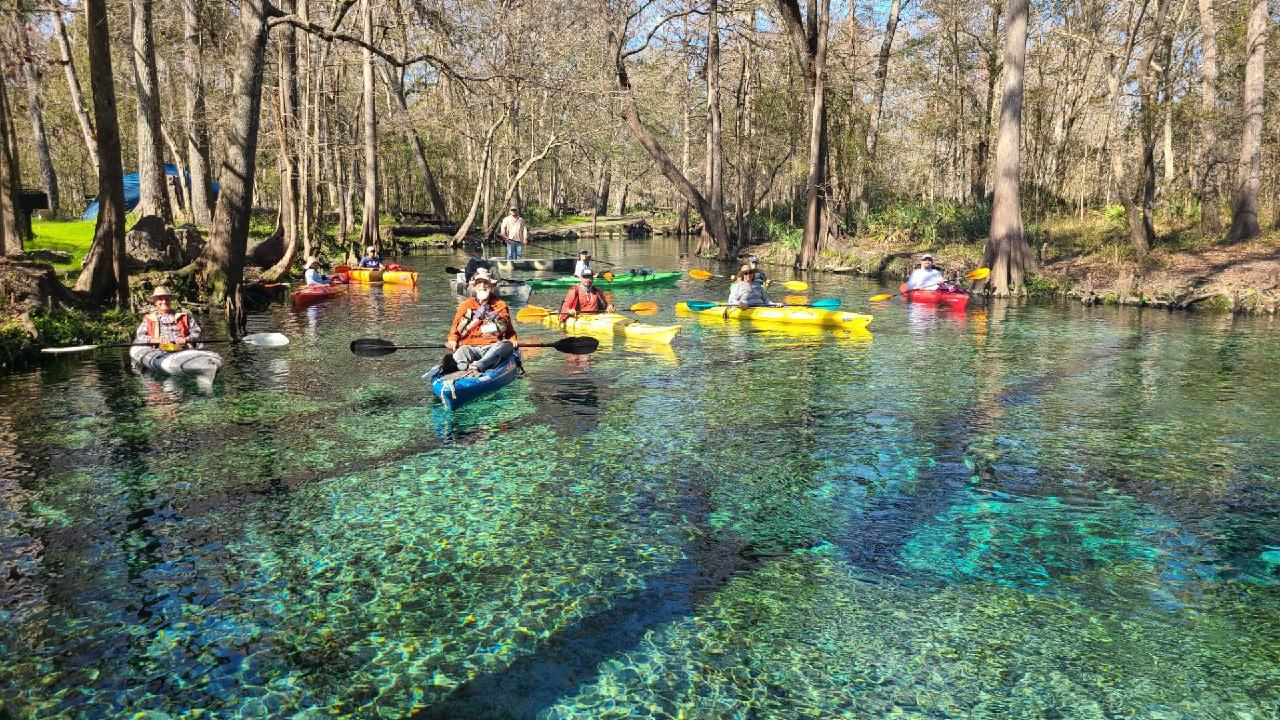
[525,271,682,289]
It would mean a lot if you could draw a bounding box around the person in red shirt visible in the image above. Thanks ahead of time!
[559,268,614,322]
[443,269,518,376]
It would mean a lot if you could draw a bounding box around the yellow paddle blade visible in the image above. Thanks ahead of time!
[783,295,808,305]
[966,267,991,281]
[629,301,658,312]
[515,305,552,322]
[688,269,713,280]
[632,307,658,316]
[782,280,808,292]
[869,293,894,302]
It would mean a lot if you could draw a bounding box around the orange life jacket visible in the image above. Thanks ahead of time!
[145,311,190,341]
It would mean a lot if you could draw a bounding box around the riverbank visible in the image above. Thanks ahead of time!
[745,215,1280,316]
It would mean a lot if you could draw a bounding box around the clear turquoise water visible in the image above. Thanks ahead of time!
[2,236,1280,718]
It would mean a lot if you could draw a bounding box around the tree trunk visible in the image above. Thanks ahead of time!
[1196,0,1221,236]
[704,0,727,257]
[857,0,904,222]
[180,0,214,226]
[75,0,128,307]
[982,0,1033,297]
[609,25,729,256]
[51,9,98,171]
[482,135,565,237]
[357,0,380,253]
[678,51,693,258]
[595,160,612,216]
[774,0,830,268]
[1226,0,1266,243]
[970,2,1001,204]
[193,0,270,330]
[0,79,23,255]
[265,5,301,281]
[451,114,505,245]
[13,15,60,217]
[382,65,449,220]
[130,0,172,223]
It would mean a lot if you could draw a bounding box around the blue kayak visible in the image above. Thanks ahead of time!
[426,352,521,410]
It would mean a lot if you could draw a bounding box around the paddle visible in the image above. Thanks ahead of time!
[687,268,809,292]
[41,332,291,354]
[350,335,599,358]
[868,267,990,302]
[685,298,842,312]
[445,266,533,283]
[524,241,617,267]
[515,302,656,323]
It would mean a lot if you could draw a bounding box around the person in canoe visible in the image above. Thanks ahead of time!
[304,257,333,285]
[574,249,592,277]
[728,265,781,308]
[748,255,770,287]
[443,269,519,377]
[135,285,203,350]
[499,206,528,260]
[906,254,947,291]
[559,268,615,321]
[358,246,384,270]
[464,244,493,281]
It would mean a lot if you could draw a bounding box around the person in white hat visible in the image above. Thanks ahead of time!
[358,245,384,270]
[573,249,592,278]
[747,255,769,287]
[304,257,332,286]
[442,268,518,376]
[134,285,202,350]
[906,253,945,291]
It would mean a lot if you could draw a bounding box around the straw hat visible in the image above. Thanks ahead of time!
[305,256,321,269]
[470,268,498,286]
[150,285,176,300]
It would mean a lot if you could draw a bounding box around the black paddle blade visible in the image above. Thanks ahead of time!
[445,266,463,274]
[550,336,600,354]
[350,338,399,357]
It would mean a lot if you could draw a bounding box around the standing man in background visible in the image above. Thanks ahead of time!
[500,206,528,260]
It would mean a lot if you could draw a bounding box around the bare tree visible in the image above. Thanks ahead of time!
[12,10,60,216]
[775,0,830,269]
[130,0,173,223]
[356,0,380,255]
[1194,0,1220,236]
[75,0,128,307]
[982,0,1033,296]
[51,6,98,170]
[0,79,22,255]
[857,0,907,223]
[1226,0,1267,243]
[180,0,214,225]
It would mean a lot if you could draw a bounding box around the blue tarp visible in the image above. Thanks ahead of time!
[81,163,220,220]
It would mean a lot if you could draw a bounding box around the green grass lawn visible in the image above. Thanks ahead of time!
[29,219,96,271]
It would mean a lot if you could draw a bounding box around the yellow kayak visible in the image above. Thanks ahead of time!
[541,312,681,345]
[346,268,419,286]
[675,302,872,331]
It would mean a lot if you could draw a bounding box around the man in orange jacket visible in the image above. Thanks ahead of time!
[443,268,518,376]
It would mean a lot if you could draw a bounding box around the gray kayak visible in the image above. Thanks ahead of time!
[129,345,223,383]
[450,279,533,303]
[491,257,573,273]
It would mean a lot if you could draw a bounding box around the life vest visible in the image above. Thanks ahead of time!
[562,284,606,316]
[145,311,190,341]
[456,301,512,341]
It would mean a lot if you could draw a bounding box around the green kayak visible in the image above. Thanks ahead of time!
[525,271,683,289]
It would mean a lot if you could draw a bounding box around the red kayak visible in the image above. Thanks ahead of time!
[291,283,346,310]
[900,283,970,310]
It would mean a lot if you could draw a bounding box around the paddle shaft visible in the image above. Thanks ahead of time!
[523,240,617,267]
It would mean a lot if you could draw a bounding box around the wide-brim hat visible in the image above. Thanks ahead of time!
[470,268,498,285]
[150,285,176,299]
[305,256,321,268]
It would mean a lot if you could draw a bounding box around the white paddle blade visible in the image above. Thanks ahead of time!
[41,345,100,354]
[242,332,290,347]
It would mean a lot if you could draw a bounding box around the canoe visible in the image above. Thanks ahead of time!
[899,283,970,309]
[291,283,345,310]
[426,352,521,410]
[129,345,223,383]
[675,302,873,332]
[347,268,419,285]
[450,279,533,303]
[541,312,681,344]
[525,271,682,289]
[493,257,574,273]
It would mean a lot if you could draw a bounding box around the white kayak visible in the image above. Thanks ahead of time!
[129,345,224,383]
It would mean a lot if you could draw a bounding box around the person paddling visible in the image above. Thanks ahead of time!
[443,269,519,377]
[559,268,614,321]
[499,206,528,260]
[574,249,592,278]
[728,265,780,308]
[304,257,333,285]
[358,246,384,270]
[135,286,203,350]
[906,254,947,291]
[464,244,492,281]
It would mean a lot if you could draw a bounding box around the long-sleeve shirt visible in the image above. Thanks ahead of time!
[574,259,591,277]
[448,297,516,347]
[499,216,528,244]
[906,267,945,290]
[304,268,331,285]
[135,311,202,345]
[559,284,609,321]
[727,280,773,307]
